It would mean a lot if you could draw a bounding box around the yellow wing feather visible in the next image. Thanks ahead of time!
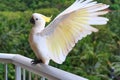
[40,0,109,64]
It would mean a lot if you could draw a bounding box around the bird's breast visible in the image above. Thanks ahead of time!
[29,33,50,61]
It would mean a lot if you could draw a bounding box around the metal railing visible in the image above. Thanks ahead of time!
[0,53,88,80]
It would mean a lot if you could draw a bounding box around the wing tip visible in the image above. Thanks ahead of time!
[52,59,64,64]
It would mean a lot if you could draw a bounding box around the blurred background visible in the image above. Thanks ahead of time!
[0,0,120,80]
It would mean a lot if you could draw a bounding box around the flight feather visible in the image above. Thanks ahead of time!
[37,0,109,64]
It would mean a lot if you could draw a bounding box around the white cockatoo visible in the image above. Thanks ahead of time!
[29,0,109,65]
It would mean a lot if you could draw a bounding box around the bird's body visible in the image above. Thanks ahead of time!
[29,0,109,65]
[29,17,50,64]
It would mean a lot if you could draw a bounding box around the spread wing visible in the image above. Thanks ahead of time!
[40,0,109,64]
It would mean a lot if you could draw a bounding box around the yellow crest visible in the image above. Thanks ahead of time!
[41,15,52,22]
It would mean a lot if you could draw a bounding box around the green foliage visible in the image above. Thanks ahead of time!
[0,0,28,11]
[0,64,4,80]
[0,0,120,80]
[110,0,120,10]
[1,0,119,11]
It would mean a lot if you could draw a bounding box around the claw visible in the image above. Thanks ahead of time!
[31,59,43,65]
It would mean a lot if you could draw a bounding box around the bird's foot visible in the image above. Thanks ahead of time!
[31,59,43,65]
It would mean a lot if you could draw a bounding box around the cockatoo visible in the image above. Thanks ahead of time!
[29,0,109,65]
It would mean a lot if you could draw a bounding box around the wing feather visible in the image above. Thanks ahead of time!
[39,0,109,64]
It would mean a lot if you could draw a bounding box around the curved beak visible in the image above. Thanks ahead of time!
[30,17,35,24]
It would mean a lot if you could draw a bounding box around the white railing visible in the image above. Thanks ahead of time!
[0,53,88,80]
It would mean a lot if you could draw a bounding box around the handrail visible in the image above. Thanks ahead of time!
[0,53,88,80]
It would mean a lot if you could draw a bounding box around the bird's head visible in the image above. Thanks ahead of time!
[30,13,51,25]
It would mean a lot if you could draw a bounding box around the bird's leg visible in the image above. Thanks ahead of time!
[31,59,43,64]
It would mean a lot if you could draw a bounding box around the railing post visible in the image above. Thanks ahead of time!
[4,64,8,80]
[23,69,26,80]
[29,72,32,80]
[15,66,21,80]
[41,77,45,80]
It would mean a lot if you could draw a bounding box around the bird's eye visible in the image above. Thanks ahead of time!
[36,18,38,20]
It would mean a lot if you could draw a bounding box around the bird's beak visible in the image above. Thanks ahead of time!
[30,17,35,24]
